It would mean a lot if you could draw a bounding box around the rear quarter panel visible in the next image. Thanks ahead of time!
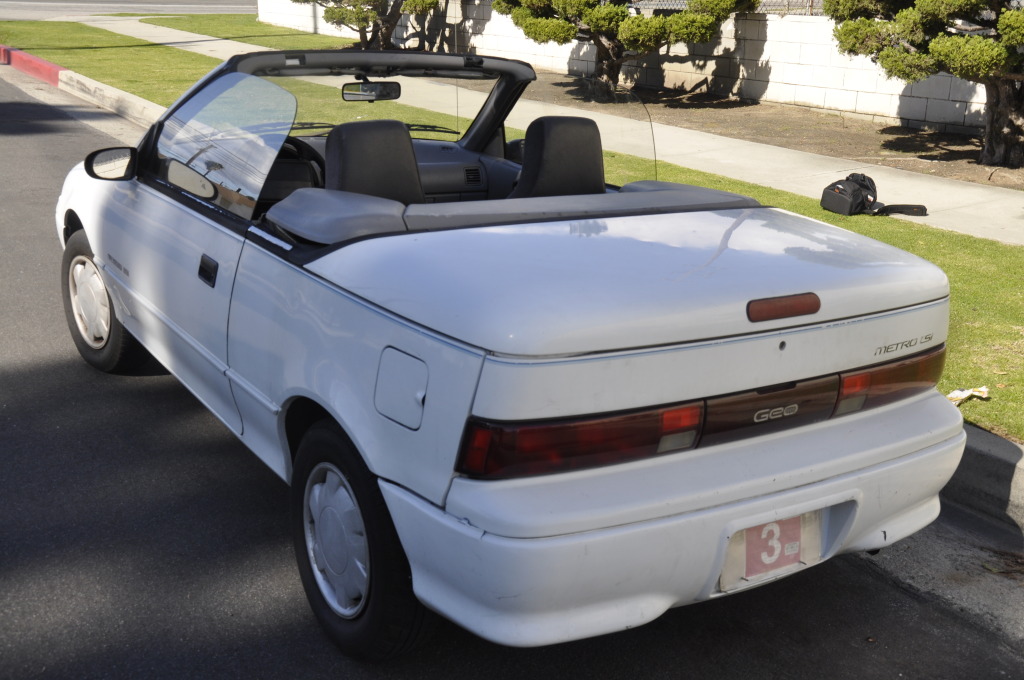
[226,240,485,504]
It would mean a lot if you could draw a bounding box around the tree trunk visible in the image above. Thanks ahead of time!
[980,80,1024,168]
[590,35,625,100]
[376,0,406,49]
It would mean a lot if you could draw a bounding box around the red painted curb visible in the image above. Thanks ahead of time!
[0,45,66,87]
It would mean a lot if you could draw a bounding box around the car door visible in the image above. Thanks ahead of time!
[98,73,296,434]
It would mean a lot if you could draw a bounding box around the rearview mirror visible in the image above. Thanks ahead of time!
[84,147,137,181]
[342,81,401,102]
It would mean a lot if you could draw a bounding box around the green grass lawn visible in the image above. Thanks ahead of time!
[2,16,1020,443]
[137,14,357,50]
[0,21,218,106]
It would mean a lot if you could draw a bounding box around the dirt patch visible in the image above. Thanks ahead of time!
[520,72,1024,192]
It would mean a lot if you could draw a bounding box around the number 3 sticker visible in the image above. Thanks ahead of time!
[746,516,802,578]
[761,522,783,565]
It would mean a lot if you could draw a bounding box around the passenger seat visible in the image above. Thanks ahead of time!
[507,116,606,199]
[325,119,425,204]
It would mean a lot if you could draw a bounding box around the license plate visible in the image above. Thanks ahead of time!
[720,511,822,592]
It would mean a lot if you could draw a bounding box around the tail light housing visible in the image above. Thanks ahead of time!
[457,345,946,480]
[833,345,946,417]
[458,403,703,479]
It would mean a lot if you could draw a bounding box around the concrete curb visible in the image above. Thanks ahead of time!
[1,44,164,127]
[944,423,1024,531]
[4,43,1022,535]
[0,45,65,86]
[57,70,163,128]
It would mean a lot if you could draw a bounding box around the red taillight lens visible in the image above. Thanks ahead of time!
[457,402,704,479]
[747,293,821,322]
[834,345,946,417]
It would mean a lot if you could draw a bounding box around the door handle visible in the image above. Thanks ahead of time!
[198,254,219,288]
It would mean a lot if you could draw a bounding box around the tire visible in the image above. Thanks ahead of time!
[60,230,148,373]
[291,421,430,661]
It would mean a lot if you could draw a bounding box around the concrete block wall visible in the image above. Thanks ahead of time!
[257,0,589,69]
[257,0,351,37]
[447,1,593,73]
[257,0,986,131]
[635,13,985,131]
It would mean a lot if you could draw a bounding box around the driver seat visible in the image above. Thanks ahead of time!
[325,119,425,205]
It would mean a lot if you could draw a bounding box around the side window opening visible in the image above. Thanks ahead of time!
[153,72,297,221]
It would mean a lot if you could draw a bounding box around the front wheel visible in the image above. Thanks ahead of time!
[60,230,148,373]
[291,421,430,660]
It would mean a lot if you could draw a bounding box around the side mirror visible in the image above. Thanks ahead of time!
[342,81,401,102]
[84,147,137,180]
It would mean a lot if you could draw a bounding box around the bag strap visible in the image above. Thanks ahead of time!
[873,204,928,217]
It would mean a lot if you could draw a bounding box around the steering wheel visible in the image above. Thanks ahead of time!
[280,136,325,187]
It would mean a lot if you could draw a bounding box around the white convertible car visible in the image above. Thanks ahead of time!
[57,50,965,660]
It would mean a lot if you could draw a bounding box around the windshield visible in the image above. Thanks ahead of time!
[265,73,494,141]
[157,53,666,226]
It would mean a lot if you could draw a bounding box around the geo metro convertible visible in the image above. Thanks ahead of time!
[57,50,966,660]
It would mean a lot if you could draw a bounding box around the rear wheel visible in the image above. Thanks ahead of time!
[61,230,147,373]
[291,421,430,660]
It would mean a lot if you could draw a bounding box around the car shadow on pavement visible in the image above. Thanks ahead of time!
[4,355,1024,678]
[942,424,1024,550]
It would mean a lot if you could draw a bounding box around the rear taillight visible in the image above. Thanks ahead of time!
[458,345,946,480]
[457,403,703,479]
[834,345,946,417]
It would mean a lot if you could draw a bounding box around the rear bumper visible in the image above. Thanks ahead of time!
[382,394,965,647]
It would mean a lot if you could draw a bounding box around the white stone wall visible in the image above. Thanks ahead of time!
[635,13,985,132]
[452,2,592,73]
[257,0,986,131]
[257,0,357,38]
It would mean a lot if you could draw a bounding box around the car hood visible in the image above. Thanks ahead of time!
[305,207,949,356]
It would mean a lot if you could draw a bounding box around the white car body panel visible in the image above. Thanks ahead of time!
[225,240,484,499]
[57,166,244,432]
[383,414,962,646]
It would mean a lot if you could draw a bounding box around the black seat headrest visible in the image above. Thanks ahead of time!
[508,116,606,199]
[325,119,425,205]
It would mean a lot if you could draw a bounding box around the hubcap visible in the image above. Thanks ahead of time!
[68,255,111,350]
[303,462,369,618]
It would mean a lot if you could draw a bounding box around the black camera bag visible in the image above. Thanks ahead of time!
[820,173,927,217]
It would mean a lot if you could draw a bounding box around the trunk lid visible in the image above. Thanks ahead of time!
[306,207,949,356]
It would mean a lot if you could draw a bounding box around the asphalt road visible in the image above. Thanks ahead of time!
[0,0,255,20]
[2,67,1023,680]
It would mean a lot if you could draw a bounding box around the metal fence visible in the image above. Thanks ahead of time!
[632,0,827,15]
[755,0,826,15]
